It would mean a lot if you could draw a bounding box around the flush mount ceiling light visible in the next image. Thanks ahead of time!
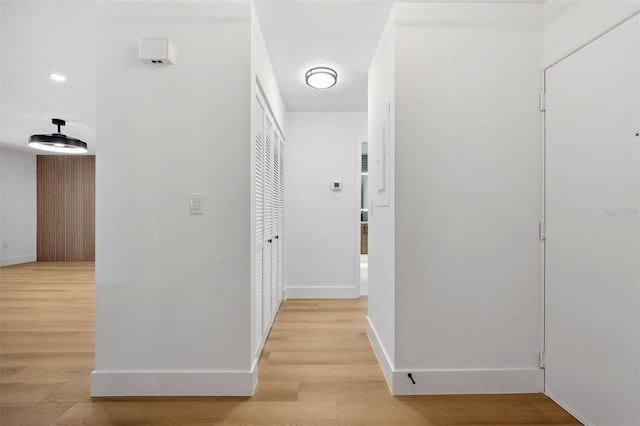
[305,67,337,89]
[29,118,88,154]
[49,73,67,82]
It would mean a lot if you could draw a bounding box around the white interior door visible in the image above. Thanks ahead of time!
[545,14,639,426]
[277,138,285,305]
[254,96,265,354]
[263,115,274,332]
[272,131,281,314]
[254,88,285,354]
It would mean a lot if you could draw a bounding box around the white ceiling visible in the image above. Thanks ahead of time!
[0,1,391,154]
[0,1,97,154]
[253,1,393,111]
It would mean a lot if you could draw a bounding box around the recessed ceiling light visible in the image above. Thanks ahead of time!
[50,73,67,82]
[305,67,337,89]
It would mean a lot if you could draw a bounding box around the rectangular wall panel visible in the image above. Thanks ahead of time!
[37,155,95,261]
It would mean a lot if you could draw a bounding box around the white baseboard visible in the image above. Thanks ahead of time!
[392,367,544,395]
[285,285,359,299]
[366,317,544,395]
[366,316,394,392]
[1,255,36,267]
[545,390,594,426]
[90,367,258,396]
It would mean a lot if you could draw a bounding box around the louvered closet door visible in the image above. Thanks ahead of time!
[254,89,285,351]
[271,132,281,314]
[263,115,274,332]
[278,138,285,303]
[254,96,265,354]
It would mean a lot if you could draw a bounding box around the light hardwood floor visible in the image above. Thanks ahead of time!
[0,262,581,426]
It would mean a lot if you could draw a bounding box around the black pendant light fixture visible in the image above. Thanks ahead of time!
[29,118,88,154]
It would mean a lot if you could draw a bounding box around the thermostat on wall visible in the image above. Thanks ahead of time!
[331,181,342,191]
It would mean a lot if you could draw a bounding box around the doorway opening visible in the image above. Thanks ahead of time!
[360,141,368,296]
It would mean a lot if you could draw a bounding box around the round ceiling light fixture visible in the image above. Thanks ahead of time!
[49,73,68,82]
[305,67,338,89]
[29,118,88,154]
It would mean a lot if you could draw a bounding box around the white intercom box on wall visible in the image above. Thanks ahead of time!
[139,38,175,65]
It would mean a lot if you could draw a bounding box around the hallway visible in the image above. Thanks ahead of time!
[0,262,579,425]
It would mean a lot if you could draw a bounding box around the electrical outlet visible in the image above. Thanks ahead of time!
[2,241,8,249]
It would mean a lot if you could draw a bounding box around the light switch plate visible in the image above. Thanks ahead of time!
[189,193,204,215]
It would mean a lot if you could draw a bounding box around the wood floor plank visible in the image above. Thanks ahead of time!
[0,402,74,426]
[50,401,338,426]
[2,366,94,384]
[0,366,28,381]
[267,350,378,365]
[395,393,551,402]
[0,383,65,403]
[418,399,557,425]
[258,364,385,383]
[42,382,93,403]
[274,311,366,323]
[251,380,299,401]
[264,337,373,352]
[286,330,368,341]
[0,320,95,332]
[299,380,391,402]
[1,352,95,368]
[272,321,364,331]
[0,332,94,354]
[0,262,581,426]
[337,400,439,426]
[531,399,584,424]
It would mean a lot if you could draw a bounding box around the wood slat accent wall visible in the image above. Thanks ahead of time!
[37,155,95,261]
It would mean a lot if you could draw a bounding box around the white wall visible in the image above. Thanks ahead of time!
[366,8,396,387]
[251,5,286,135]
[543,0,640,67]
[393,1,544,393]
[93,1,254,396]
[0,147,37,266]
[368,2,545,395]
[284,111,366,298]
